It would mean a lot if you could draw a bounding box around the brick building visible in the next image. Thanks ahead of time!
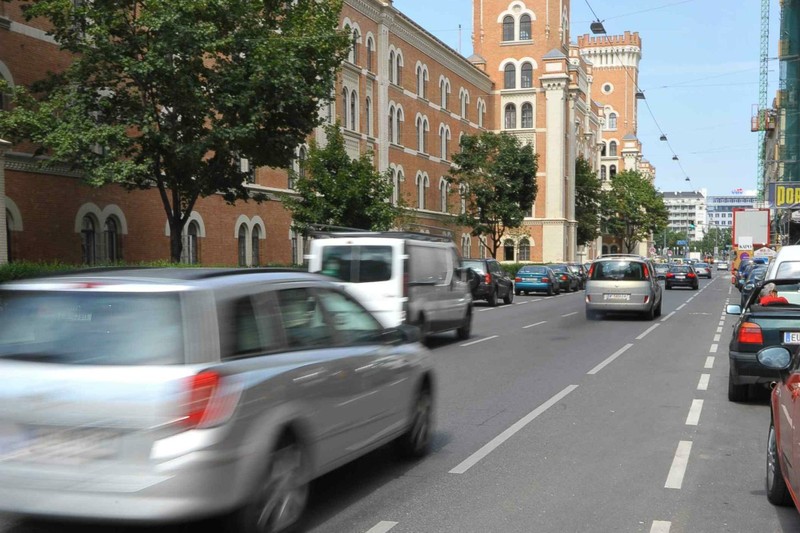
[0,0,649,266]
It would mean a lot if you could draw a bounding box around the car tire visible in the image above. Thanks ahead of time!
[231,432,309,533]
[666,284,672,290]
[728,368,749,402]
[515,289,521,296]
[396,384,433,459]
[547,286,554,296]
[503,287,514,305]
[487,289,498,307]
[456,310,472,340]
[693,283,699,290]
[644,303,656,321]
[767,421,793,506]
[655,299,662,317]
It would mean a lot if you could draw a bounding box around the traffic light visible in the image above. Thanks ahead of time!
[689,224,695,229]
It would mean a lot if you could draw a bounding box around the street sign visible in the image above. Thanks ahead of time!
[667,250,673,257]
[649,246,656,254]
[677,240,687,246]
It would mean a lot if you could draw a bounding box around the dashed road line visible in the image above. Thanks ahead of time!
[704,356,715,369]
[665,441,693,489]
[588,344,634,375]
[716,327,723,333]
[661,311,676,322]
[698,374,710,391]
[561,311,578,317]
[460,335,498,347]
[676,304,686,311]
[449,385,579,474]
[713,334,721,342]
[636,324,660,340]
[523,321,547,329]
[365,522,398,533]
[650,521,671,533]
[710,344,718,353]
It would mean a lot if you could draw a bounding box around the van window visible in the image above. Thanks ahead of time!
[777,261,800,278]
[320,246,392,283]
[411,246,448,283]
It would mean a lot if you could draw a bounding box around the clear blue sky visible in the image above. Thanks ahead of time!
[394,0,782,198]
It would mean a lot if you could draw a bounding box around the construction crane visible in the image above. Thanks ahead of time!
[755,0,770,201]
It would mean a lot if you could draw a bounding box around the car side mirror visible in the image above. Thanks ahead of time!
[757,346,792,371]
[397,324,422,344]
[726,304,742,315]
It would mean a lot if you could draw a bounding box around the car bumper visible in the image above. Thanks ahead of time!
[666,279,697,287]
[516,282,552,293]
[471,284,493,299]
[729,349,782,385]
[585,295,652,313]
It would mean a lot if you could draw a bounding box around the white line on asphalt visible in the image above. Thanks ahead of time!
[665,441,693,489]
[713,334,721,342]
[365,522,398,533]
[650,520,671,533]
[562,311,578,317]
[686,399,704,425]
[705,356,715,369]
[661,311,676,322]
[531,298,542,302]
[588,344,634,375]
[515,301,527,305]
[523,321,547,329]
[718,321,725,327]
[636,324,660,340]
[478,308,497,313]
[697,374,710,391]
[710,344,718,353]
[676,304,686,310]
[449,385,579,475]
[687,297,694,302]
[460,335,498,347]
[716,327,723,333]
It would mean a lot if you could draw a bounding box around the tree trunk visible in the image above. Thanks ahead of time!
[169,217,184,263]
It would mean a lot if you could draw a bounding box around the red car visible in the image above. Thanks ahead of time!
[758,345,800,509]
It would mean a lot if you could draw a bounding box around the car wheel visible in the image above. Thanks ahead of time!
[644,303,656,321]
[232,433,309,533]
[767,421,793,506]
[666,284,672,290]
[487,289,498,307]
[693,283,698,290]
[396,384,433,458]
[503,287,514,305]
[456,310,472,340]
[515,289,521,296]
[655,299,662,317]
[728,368,749,402]
[547,286,554,296]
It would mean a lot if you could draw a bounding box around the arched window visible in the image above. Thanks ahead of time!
[393,168,404,206]
[417,66,428,98]
[417,116,428,153]
[601,142,607,157]
[104,217,120,262]
[504,239,515,261]
[459,184,467,215]
[502,15,514,41]
[609,140,618,156]
[518,238,530,261]
[388,51,395,84]
[521,103,533,128]
[504,104,516,130]
[607,112,617,130]
[251,225,261,266]
[185,221,200,265]
[460,90,469,119]
[521,62,533,88]
[417,174,428,210]
[238,225,248,267]
[365,97,372,136]
[504,64,516,89]
[81,215,97,265]
[519,14,532,40]
[5,209,13,262]
[610,165,617,178]
[478,101,485,128]
[396,108,404,145]
[351,29,360,65]
[388,106,395,144]
[395,53,403,86]
[341,88,349,125]
[461,235,470,257]
[601,165,607,181]
[440,78,449,109]
[440,180,449,212]
[350,89,357,131]
[366,37,374,71]
[298,147,307,180]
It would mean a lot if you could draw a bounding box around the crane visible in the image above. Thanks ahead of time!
[756,0,770,200]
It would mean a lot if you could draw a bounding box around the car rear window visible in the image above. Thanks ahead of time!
[519,266,547,274]
[463,260,486,275]
[670,266,692,273]
[320,245,393,283]
[590,261,646,281]
[0,290,184,365]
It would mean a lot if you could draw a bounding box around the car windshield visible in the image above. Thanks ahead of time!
[590,261,645,281]
[0,290,184,365]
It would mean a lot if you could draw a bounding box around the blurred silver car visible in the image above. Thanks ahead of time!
[0,268,434,532]
[584,255,662,320]
[694,262,712,278]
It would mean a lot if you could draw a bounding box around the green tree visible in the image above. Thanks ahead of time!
[0,0,350,261]
[601,170,668,254]
[449,132,538,258]
[575,156,602,245]
[284,123,402,234]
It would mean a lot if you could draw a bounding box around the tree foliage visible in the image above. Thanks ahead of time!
[0,0,350,261]
[449,132,538,258]
[600,170,668,254]
[575,156,602,245]
[284,124,402,234]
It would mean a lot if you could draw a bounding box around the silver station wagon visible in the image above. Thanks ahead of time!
[584,255,663,320]
[0,268,434,532]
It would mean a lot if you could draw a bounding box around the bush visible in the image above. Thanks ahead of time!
[499,262,547,277]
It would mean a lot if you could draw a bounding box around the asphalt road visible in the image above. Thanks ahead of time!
[2,275,798,532]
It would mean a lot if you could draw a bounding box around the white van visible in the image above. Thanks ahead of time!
[307,232,473,340]
[765,245,800,279]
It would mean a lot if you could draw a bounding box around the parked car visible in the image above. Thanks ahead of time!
[308,231,472,340]
[463,258,515,306]
[548,264,580,292]
[765,244,800,280]
[726,278,800,401]
[567,263,588,289]
[665,265,699,290]
[0,268,435,531]
[584,254,662,320]
[515,265,560,296]
[654,263,669,280]
[740,265,769,307]
[694,262,712,279]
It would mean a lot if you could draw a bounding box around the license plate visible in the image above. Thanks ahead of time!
[0,426,120,464]
[604,294,630,301]
[676,275,686,279]
[784,332,800,344]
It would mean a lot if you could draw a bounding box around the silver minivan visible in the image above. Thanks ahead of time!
[0,268,434,532]
[307,231,473,341]
[584,255,662,320]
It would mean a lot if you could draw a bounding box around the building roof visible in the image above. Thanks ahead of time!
[543,49,567,60]
[660,191,706,199]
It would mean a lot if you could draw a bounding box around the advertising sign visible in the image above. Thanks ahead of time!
[768,182,800,208]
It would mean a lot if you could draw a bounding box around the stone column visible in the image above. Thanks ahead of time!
[541,71,569,262]
[0,139,9,264]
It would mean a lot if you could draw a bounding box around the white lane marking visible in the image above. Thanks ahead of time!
[531,298,542,302]
[636,324,660,340]
[676,304,686,311]
[523,321,547,329]
[588,343,634,375]
[713,334,721,342]
[697,374,710,391]
[515,301,527,305]
[710,344,719,353]
[687,297,694,302]
[665,441,693,489]
[561,311,578,317]
[650,520,671,533]
[718,321,725,327]
[460,335,498,347]
[705,356,715,369]
[716,327,723,333]
[686,399,704,425]
[478,308,497,313]
[661,311,676,322]
[449,385,579,474]
[365,522,398,533]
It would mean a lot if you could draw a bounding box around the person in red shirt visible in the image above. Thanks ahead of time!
[759,283,789,306]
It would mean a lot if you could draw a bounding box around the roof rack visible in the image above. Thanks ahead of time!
[308,224,454,243]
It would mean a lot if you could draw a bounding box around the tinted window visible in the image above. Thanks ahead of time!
[519,266,547,274]
[320,245,393,283]
[0,291,184,365]
[590,261,645,281]
[410,246,448,283]
[669,266,692,273]
[463,260,486,275]
[550,265,568,273]
[222,295,280,359]
[276,288,333,349]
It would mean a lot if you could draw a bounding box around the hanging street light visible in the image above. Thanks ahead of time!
[590,21,606,34]
[660,134,667,141]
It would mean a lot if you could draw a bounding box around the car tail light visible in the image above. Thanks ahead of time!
[687,272,696,278]
[542,277,550,283]
[515,277,522,282]
[485,273,492,284]
[666,273,674,279]
[182,371,241,429]
[643,265,650,278]
[588,264,595,278]
[644,295,650,303]
[561,275,568,280]
[585,295,591,302]
[737,322,763,345]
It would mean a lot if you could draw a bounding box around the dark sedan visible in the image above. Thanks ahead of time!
[665,265,698,290]
[548,264,580,292]
[740,265,768,307]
